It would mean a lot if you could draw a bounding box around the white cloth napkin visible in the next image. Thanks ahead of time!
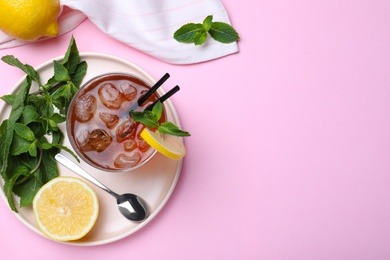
[0,0,239,64]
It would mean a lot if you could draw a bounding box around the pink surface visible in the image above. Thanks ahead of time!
[1,1,390,259]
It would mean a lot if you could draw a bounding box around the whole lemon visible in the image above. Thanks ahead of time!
[0,0,60,41]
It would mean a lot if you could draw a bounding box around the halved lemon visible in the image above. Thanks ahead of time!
[33,176,99,241]
[140,128,186,160]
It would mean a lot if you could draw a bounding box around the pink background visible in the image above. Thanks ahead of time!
[1,0,390,259]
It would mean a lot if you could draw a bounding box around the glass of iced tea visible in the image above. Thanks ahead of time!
[66,73,166,171]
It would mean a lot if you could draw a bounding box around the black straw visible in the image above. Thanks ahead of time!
[138,73,170,106]
[146,85,180,110]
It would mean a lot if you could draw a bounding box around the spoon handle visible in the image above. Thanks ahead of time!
[55,153,118,198]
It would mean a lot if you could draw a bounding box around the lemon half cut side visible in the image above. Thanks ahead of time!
[33,176,99,242]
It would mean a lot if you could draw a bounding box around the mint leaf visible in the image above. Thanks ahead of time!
[0,120,10,178]
[173,23,203,43]
[10,134,32,156]
[27,94,46,112]
[46,113,66,131]
[14,123,35,141]
[51,130,64,145]
[1,77,31,177]
[62,36,79,74]
[4,166,29,211]
[39,148,59,183]
[209,22,240,43]
[50,113,66,124]
[151,101,163,122]
[1,56,41,85]
[10,77,32,122]
[130,110,159,128]
[194,30,208,45]
[20,105,40,125]
[203,15,213,31]
[51,82,79,114]
[14,174,41,207]
[53,60,71,82]
[28,141,38,157]
[71,61,87,87]
[41,142,79,162]
[1,94,16,105]
[158,122,191,137]
[13,147,59,208]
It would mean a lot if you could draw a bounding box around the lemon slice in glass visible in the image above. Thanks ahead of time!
[140,128,186,160]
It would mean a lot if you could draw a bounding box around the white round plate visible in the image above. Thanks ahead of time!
[0,53,182,246]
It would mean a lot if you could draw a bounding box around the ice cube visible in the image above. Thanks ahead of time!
[124,140,137,152]
[89,129,112,152]
[98,83,125,109]
[116,119,135,143]
[135,125,150,152]
[76,129,93,151]
[137,139,150,152]
[99,112,119,129]
[114,153,141,168]
[74,94,97,123]
[120,82,137,101]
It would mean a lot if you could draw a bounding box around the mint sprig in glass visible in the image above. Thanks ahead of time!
[130,101,190,137]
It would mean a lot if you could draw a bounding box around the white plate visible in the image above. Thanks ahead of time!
[0,53,182,246]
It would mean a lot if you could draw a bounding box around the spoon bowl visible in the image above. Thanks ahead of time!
[55,153,148,222]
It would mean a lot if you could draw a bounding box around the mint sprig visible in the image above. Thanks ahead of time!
[0,36,85,212]
[130,101,190,137]
[173,15,239,46]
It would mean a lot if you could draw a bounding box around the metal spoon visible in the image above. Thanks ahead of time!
[55,153,148,222]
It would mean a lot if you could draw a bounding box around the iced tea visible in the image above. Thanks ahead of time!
[67,73,165,171]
